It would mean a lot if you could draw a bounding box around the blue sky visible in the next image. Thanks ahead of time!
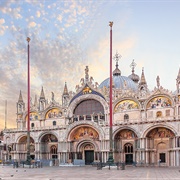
[0,0,180,129]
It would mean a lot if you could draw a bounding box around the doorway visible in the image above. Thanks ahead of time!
[159,153,166,163]
[85,150,94,165]
[125,154,133,164]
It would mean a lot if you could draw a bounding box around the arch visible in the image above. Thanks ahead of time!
[113,126,139,139]
[146,95,173,110]
[73,99,104,116]
[38,132,59,143]
[65,121,105,141]
[114,129,138,140]
[142,124,177,138]
[17,134,34,144]
[50,145,58,154]
[45,108,62,119]
[41,134,58,143]
[25,111,39,121]
[68,125,99,141]
[67,94,108,118]
[76,139,99,152]
[146,127,175,139]
[114,98,140,112]
[124,143,133,153]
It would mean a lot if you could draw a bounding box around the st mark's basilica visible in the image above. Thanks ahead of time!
[2,55,180,166]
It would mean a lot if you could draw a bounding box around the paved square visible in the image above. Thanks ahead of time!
[1,165,180,180]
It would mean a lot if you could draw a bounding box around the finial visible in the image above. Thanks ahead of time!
[27,37,30,43]
[130,59,136,74]
[113,51,122,65]
[109,21,113,27]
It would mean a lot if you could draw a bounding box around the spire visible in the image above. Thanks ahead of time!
[177,67,180,79]
[63,82,69,95]
[176,67,180,93]
[40,86,45,99]
[139,68,147,85]
[113,51,121,76]
[18,90,23,102]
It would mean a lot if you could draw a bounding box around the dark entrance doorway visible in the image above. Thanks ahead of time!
[52,155,58,159]
[85,150,94,165]
[159,153,165,163]
[30,155,35,160]
[125,154,133,164]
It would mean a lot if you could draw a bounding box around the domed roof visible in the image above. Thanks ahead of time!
[99,75,138,91]
[128,73,140,83]
[99,55,138,91]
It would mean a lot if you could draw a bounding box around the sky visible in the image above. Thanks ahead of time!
[0,0,180,130]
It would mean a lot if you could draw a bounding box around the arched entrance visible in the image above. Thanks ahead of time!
[80,142,95,165]
[114,129,137,164]
[18,136,35,160]
[68,125,100,164]
[124,143,133,164]
[146,127,175,166]
[40,133,58,160]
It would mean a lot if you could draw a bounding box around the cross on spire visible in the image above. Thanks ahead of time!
[113,51,122,66]
[130,59,136,74]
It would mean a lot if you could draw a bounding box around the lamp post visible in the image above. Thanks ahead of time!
[26,37,31,164]
[107,21,114,163]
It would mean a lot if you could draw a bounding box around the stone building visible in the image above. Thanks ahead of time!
[3,55,180,166]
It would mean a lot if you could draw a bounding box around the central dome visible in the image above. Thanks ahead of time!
[99,75,138,91]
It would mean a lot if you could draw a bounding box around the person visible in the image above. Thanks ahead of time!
[158,159,161,167]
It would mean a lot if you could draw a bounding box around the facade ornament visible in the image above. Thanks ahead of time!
[80,78,85,86]
[156,75,160,88]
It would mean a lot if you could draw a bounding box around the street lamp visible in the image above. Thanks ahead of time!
[26,37,31,164]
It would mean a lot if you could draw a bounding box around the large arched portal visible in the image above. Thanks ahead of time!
[40,133,58,160]
[146,127,175,166]
[17,136,35,160]
[114,129,137,164]
[68,126,100,164]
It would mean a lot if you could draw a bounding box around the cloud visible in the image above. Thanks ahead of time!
[36,11,41,18]
[0,18,8,35]
[28,21,36,28]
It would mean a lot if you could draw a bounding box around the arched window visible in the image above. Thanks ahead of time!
[156,111,162,118]
[31,123,34,128]
[53,121,56,126]
[50,145,57,154]
[74,99,104,116]
[124,114,129,121]
[124,143,133,153]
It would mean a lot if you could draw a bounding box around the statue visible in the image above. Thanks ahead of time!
[51,92,54,101]
[156,76,160,88]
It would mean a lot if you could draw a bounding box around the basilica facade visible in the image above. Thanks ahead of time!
[3,56,180,166]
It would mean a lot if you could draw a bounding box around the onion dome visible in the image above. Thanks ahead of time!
[128,60,139,83]
[99,53,138,91]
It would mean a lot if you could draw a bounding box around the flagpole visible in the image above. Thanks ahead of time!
[108,21,114,163]
[26,37,31,164]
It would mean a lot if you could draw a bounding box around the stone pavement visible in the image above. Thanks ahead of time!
[0,165,180,180]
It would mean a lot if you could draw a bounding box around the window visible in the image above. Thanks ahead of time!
[124,114,129,121]
[124,143,133,153]
[31,123,34,128]
[156,111,162,118]
[74,99,104,116]
[53,121,56,126]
